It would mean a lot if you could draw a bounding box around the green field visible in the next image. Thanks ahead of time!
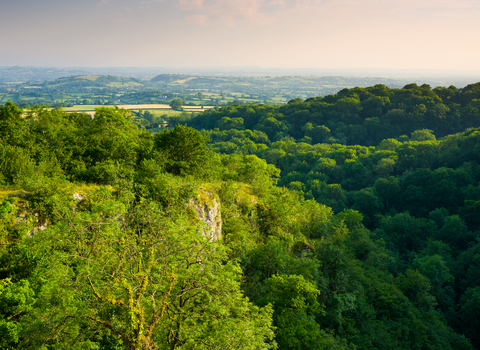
[62,105,99,112]
[107,81,143,87]
[132,109,181,117]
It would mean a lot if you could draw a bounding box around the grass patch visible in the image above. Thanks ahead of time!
[69,182,103,194]
[139,109,183,117]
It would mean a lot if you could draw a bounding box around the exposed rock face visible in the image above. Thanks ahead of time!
[8,202,44,238]
[11,192,87,237]
[31,213,48,237]
[73,192,86,202]
[190,191,222,241]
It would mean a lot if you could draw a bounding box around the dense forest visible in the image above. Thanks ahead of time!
[1,81,480,349]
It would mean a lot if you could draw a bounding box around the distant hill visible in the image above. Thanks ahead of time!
[0,66,88,82]
[0,67,167,82]
[41,75,144,88]
[150,74,190,83]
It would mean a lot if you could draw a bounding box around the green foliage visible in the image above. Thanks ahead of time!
[260,274,331,350]
[154,124,211,176]
[0,102,29,147]
[0,143,36,185]
[13,187,275,349]
[376,213,436,256]
[169,98,183,110]
[411,129,436,141]
[459,287,480,348]
[221,154,280,197]
[136,161,196,207]
[191,83,480,146]
[0,278,36,348]
[83,107,142,168]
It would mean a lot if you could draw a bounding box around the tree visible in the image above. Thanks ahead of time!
[460,287,480,348]
[375,213,436,257]
[0,278,35,348]
[84,106,143,169]
[312,125,331,144]
[154,125,210,176]
[217,117,245,130]
[260,274,330,350]
[351,188,381,227]
[374,176,400,209]
[301,122,314,137]
[0,102,29,147]
[169,99,183,111]
[436,215,471,251]
[411,129,436,141]
[142,110,155,123]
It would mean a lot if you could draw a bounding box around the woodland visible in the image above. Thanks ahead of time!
[1,80,480,350]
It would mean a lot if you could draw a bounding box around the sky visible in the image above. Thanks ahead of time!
[1,0,480,71]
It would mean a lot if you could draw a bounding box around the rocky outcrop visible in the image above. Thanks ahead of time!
[190,190,222,241]
[73,192,86,202]
[9,192,87,237]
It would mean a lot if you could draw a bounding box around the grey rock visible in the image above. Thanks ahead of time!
[190,191,222,241]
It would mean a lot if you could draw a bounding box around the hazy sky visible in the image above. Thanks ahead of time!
[1,0,480,70]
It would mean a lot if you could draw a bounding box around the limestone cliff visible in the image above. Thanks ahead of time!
[190,189,222,241]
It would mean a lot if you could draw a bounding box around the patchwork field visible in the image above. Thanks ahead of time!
[61,104,215,113]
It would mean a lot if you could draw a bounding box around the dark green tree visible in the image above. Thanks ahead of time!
[154,125,211,176]
[169,99,183,111]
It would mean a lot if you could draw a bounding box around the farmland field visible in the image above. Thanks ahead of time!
[62,104,172,112]
[117,104,171,109]
[59,105,213,118]
[108,82,143,87]
[62,105,99,112]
